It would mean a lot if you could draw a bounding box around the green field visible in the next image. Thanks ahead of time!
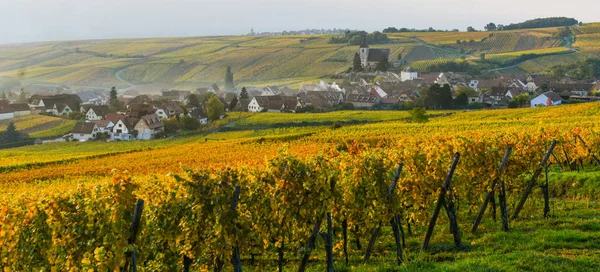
[0,114,76,139]
[2,24,598,90]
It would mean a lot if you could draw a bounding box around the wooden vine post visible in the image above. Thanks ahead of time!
[541,165,550,218]
[298,214,324,272]
[364,163,404,263]
[324,212,334,272]
[577,135,600,167]
[230,186,242,272]
[512,140,557,220]
[422,153,461,250]
[472,146,512,233]
[125,199,144,272]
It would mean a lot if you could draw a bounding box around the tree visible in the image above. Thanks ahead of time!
[480,53,486,61]
[409,107,429,123]
[240,87,249,99]
[1,122,23,144]
[18,88,27,102]
[456,86,477,97]
[454,92,469,109]
[225,66,235,91]
[1,92,6,100]
[484,22,497,31]
[110,87,118,100]
[206,95,225,121]
[397,52,402,61]
[467,26,476,32]
[352,53,363,72]
[181,116,201,130]
[186,93,201,108]
[229,95,238,111]
[420,84,454,109]
[375,55,389,72]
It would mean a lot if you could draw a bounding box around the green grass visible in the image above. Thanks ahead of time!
[235,169,600,271]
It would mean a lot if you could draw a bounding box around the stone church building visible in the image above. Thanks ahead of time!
[359,35,390,69]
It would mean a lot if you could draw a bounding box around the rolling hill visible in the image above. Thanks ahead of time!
[0,24,599,91]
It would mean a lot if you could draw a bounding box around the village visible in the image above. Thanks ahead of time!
[1,37,600,143]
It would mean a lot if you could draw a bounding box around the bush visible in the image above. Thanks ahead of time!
[409,107,429,123]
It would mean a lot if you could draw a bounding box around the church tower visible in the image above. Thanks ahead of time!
[359,34,369,68]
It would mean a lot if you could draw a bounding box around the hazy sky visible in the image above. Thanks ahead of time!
[0,0,596,44]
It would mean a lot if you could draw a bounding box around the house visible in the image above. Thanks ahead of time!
[401,67,419,82]
[359,35,390,68]
[52,103,74,116]
[156,102,184,119]
[248,95,298,112]
[89,119,114,133]
[469,80,479,91]
[111,117,138,141]
[10,103,31,117]
[434,73,452,86]
[489,87,507,101]
[505,89,523,99]
[530,91,563,107]
[105,113,127,124]
[85,105,110,120]
[0,100,14,120]
[134,114,164,140]
[188,108,208,125]
[128,95,152,106]
[71,122,99,142]
[161,90,190,102]
[77,90,108,105]
[346,93,379,109]
[208,84,221,94]
[369,86,388,98]
[30,94,81,114]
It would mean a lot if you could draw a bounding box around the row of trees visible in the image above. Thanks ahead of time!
[484,17,579,31]
[329,31,389,45]
[549,59,600,80]
[0,88,28,102]
[411,84,477,110]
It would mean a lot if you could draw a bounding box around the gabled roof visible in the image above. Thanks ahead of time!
[88,105,110,117]
[360,34,369,48]
[253,95,297,111]
[490,86,506,97]
[72,122,97,134]
[0,100,11,114]
[366,49,390,62]
[138,114,164,129]
[106,113,127,124]
[128,95,152,106]
[90,120,113,128]
[188,108,208,120]
[542,91,563,102]
[9,103,30,111]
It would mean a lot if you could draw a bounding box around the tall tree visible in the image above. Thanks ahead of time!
[1,122,22,144]
[467,26,476,32]
[240,87,249,99]
[484,23,497,31]
[352,53,363,72]
[186,93,201,108]
[454,92,469,109]
[18,88,27,102]
[110,87,118,100]
[375,55,389,72]
[206,95,225,121]
[225,66,235,91]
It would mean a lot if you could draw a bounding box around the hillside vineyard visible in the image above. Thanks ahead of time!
[2,103,600,270]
